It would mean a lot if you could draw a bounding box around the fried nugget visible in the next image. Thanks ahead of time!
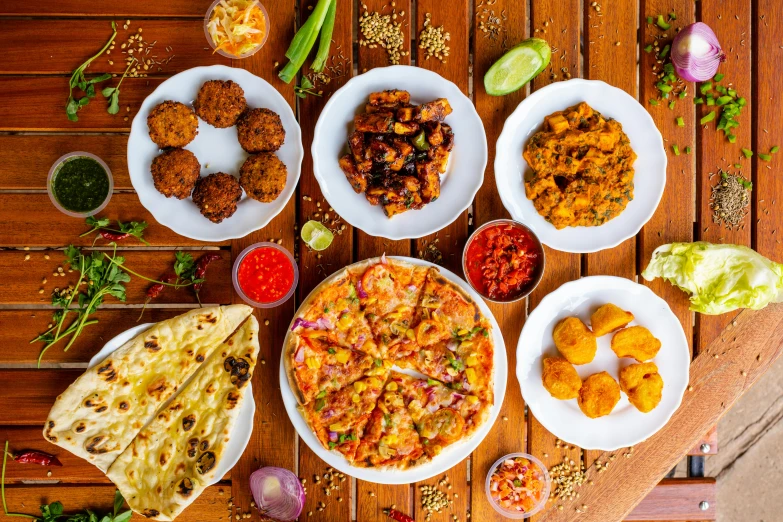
[577,371,620,419]
[239,152,287,203]
[237,108,286,153]
[619,362,664,413]
[147,101,199,148]
[192,172,242,223]
[611,326,661,362]
[542,357,582,400]
[194,79,247,128]
[553,317,597,365]
[591,303,634,337]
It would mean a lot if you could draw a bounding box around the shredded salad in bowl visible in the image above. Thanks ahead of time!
[206,0,269,58]
[485,453,551,518]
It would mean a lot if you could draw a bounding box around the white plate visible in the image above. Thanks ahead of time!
[89,323,255,482]
[495,79,667,253]
[312,66,488,240]
[279,257,507,484]
[517,276,690,451]
[127,65,303,242]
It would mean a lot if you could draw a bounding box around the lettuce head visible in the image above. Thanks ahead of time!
[642,242,783,315]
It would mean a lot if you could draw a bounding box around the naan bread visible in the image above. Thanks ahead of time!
[107,315,260,521]
[43,305,252,472]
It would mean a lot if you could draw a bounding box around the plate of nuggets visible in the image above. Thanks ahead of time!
[516,276,690,450]
[128,65,303,242]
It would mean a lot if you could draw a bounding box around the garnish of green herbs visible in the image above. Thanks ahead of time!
[295,76,322,99]
[696,73,747,144]
[279,0,334,83]
[31,246,130,367]
[102,58,135,115]
[105,251,203,290]
[80,216,149,245]
[66,21,117,121]
[311,0,336,73]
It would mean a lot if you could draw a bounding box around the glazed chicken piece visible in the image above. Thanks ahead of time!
[416,98,453,122]
[369,90,411,106]
[355,112,395,133]
[339,154,368,193]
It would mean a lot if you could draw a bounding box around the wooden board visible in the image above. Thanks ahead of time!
[626,478,716,521]
[0,1,207,17]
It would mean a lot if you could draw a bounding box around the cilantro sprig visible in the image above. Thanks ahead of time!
[66,22,117,121]
[80,216,149,245]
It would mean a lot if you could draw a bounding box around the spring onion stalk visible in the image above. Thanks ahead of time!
[279,0,333,84]
[311,0,336,73]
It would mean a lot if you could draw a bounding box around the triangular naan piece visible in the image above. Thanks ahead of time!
[107,315,260,521]
[43,305,252,472]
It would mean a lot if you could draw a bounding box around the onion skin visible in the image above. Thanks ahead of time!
[671,22,725,82]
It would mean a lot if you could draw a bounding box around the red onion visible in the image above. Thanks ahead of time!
[380,253,388,264]
[316,317,333,330]
[294,347,304,363]
[671,22,725,82]
[249,467,305,522]
[291,318,318,331]
[355,280,368,298]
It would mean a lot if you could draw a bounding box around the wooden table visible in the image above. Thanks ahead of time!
[1,1,781,521]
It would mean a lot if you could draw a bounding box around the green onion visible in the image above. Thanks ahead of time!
[676,117,685,127]
[279,0,334,84]
[727,134,737,144]
[737,97,747,106]
[672,144,680,156]
[759,153,772,161]
[647,16,653,24]
[706,97,715,106]
[700,81,713,94]
[669,12,677,20]
[700,111,716,125]
[669,100,676,110]
[657,82,673,93]
[734,163,742,169]
[657,14,671,30]
[685,146,692,154]
[713,73,724,82]
[716,95,733,106]
[716,85,727,95]
[741,148,753,158]
[644,44,653,53]
[679,91,687,99]
[694,97,704,105]
[659,44,671,59]
[649,99,659,106]
[771,146,780,154]
[311,0,337,73]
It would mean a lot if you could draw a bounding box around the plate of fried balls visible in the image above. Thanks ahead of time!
[516,276,690,451]
[128,65,303,241]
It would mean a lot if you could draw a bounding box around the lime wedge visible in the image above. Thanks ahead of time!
[484,38,551,96]
[301,220,334,251]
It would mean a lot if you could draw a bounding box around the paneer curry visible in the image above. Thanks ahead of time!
[523,102,636,229]
[339,90,454,218]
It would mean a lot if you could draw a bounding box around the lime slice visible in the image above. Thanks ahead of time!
[484,38,551,96]
[301,220,334,251]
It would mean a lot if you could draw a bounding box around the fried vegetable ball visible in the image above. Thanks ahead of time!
[553,317,597,365]
[619,362,664,413]
[239,153,288,203]
[578,371,620,419]
[542,357,582,400]
[237,108,285,153]
[591,303,634,337]
[611,326,662,362]
[194,79,247,128]
[150,148,201,199]
[147,100,199,148]
[192,172,243,223]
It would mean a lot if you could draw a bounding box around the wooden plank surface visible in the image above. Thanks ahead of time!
[0,370,81,425]
[0,1,208,17]
[626,478,716,521]
[539,303,783,521]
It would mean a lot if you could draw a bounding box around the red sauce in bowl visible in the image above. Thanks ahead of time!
[465,223,542,301]
[237,246,295,304]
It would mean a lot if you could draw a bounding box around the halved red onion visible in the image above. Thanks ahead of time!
[671,22,725,82]
[249,467,305,522]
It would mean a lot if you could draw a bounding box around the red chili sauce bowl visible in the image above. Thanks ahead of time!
[232,242,299,308]
[462,219,545,303]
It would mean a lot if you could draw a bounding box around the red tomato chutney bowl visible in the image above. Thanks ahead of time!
[233,242,298,308]
[462,219,545,303]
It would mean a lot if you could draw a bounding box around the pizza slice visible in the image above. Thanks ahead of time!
[300,371,388,461]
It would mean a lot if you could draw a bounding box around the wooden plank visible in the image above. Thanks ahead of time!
[689,425,718,456]
[0,20,228,75]
[0,194,230,248]
[0,136,131,190]
[626,479,716,521]
[0,370,81,425]
[0,249,232,305]
[538,303,783,521]
[228,0,298,519]
[0,484,234,521]
[0,77,163,132]
[470,1,529,521]
[695,0,753,349]
[0,1,207,17]
[0,309,190,365]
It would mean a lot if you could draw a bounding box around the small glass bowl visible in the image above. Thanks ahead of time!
[485,452,552,519]
[233,242,298,308]
[47,151,113,218]
[204,0,270,59]
[462,219,546,304]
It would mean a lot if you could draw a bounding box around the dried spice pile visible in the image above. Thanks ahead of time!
[710,170,751,228]
[359,5,408,65]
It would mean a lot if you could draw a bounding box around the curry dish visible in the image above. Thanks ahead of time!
[523,102,637,229]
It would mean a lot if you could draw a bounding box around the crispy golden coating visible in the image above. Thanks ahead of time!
[150,148,201,199]
[194,79,247,128]
[619,362,664,413]
[611,326,661,362]
[553,317,597,365]
[237,108,285,153]
[578,371,620,418]
[191,172,242,223]
[147,101,199,148]
[542,357,582,400]
[591,303,634,337]
[239,152,287,203]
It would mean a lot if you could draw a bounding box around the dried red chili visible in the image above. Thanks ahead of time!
[384,509,415,522]
[12,450,62,467]
[193,253,221,294]
[98,230,131,241]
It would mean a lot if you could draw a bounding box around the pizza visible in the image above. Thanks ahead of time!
[286,257,495,469]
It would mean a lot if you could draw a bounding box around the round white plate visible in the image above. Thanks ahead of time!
[312,66,488,240]
[517,276,690,451]
[90,323,255,482]
[280,257,507,484]
[127,65,303,242]
[495,79,667,253]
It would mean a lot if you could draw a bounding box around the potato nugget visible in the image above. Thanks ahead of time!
[611,326,661,362]
[553,317,597,365]
[194,79,247,128]
[619,362,664,413]
[147,101,198,148]
[578,372,620,418]
[237,108,286,153]
[542,357,582,400]
[591,303,634,337]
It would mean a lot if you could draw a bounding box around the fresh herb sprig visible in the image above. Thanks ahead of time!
[80,216,149,245]
[66,22,117,121]
[107,251,204,291]
[294,77,322,99]
[101,58,135,115]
